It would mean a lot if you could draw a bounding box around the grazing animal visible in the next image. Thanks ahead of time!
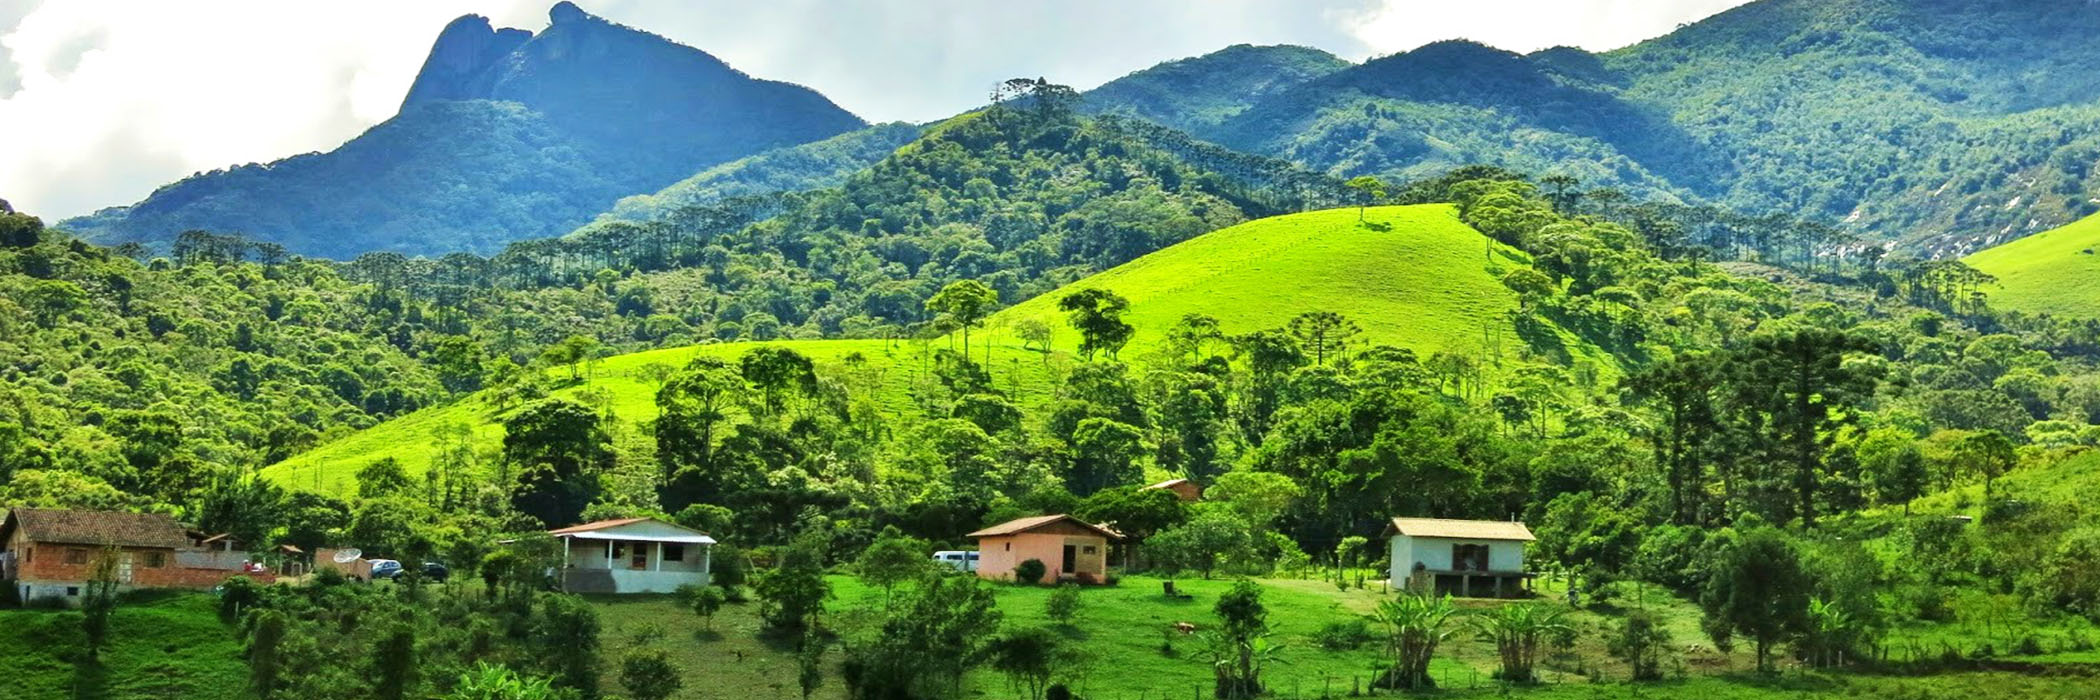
[1174,622,1198,635]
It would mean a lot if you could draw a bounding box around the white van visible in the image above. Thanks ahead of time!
[932,551,980,572]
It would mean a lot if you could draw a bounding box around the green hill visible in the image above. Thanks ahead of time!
[265,204,1614,493]
[989,203,1618,374]
[1964,211,2100,318]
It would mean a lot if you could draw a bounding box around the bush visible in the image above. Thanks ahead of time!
[1015,559,1048,585]
[1314,618,1372,651]
[1045,583,1081,624]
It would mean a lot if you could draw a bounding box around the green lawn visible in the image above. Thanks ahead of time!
[0,592,246,700]
[1965,210,2100,318]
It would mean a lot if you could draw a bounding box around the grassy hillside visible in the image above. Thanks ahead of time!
[1965,211,2100,318]
[988,204,1618,375]
[0,593,245,700]
[262,338,1068,496]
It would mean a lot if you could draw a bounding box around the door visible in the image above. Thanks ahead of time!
[1061,545,1076,574]
[118,553,134,583]
[630,542,649,570]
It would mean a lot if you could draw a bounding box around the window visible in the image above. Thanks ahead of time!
[1082,546,1096,555]
[663,545,684,562]
[65,587,79,596]
[143,552,167,568]
[64,548,87,565]
[1003,543,1011,551]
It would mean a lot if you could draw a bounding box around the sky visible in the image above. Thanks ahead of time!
[0,0,1753,221]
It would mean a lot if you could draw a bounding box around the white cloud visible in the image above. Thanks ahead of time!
[0,0,1752,221]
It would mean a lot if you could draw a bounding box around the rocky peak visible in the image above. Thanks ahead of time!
[399,14,532,110]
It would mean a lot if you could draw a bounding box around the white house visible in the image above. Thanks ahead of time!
[1383,517,1535,598]
[549,517,715,594]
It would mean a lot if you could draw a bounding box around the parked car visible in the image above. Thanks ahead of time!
[418,561,450,582]
[368,559,402,581]
[369,560,449,582]
[932,551,979,572]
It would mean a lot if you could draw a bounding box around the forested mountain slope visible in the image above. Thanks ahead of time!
[58,2,863,258]
[575,122,925,231]
[1126,0,2100,254]
[1080,44,1349,134]
[1964,211,2100,318]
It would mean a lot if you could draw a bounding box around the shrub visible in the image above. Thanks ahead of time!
[1314,618,1372,651]
[1045,583,1082,624]
[1015,559,1048,585]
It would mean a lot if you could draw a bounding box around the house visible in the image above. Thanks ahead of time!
[1383,517,1535,598]
[1,508,274,605]
[967,514,1121,584]
[549,517,715,594]
[1143,478,1203,502]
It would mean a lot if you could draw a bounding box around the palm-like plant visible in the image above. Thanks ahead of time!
[1373,593,1458,689]
[1202,631,1286,700]
[1469,603,1571,683]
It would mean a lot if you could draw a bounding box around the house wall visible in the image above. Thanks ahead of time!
[1388,536,1527,587]
[975,533,1107,583]
[560,537,712,593]
[10,543,273,605]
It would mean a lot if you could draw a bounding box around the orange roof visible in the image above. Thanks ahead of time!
[967,514,1122,540]
[547,517,651,535]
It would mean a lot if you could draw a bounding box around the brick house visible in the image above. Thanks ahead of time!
[1,508,274,605]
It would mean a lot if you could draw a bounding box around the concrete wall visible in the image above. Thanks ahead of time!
[561,539,711,593]
[1388,536,1527,587]
[976,533,1108,583]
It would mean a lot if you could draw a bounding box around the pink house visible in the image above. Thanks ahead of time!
[967,515,1121,584]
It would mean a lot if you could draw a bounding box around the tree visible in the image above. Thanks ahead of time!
[1147,510,1253,579]
[1015,318,1054,354]
[1373,593,1456,689]
[1958,429,2017,499]
[535,594,602,694]
[1345,175,1389,221]
[680,584,727,630]
[372,624,418,700]
[1286,311,1360,367]
[503,399,612,528]
[81,546,122,659]
[1860,431,1928,515]
[1625,353,1725,524]
[23,279,87,327]
[927,279,999,362]
[798,637,826,700]
[620,648,682,700]
[248,609,288,699]
[1470,603,1569,683]
[0,210,42,248]
[1701,527,1811,672]
[357,457,413,500]
[657,357,745,505]
[991,627,1059,700]
[857,527,931,596]
[740,345,818,419]
[1066,418,1148,496]
[1205,471,1302,532]
[1607,609,1672,681]
[1057,289,1134,361]
[1731,329,1878,528]
[844,573,1002,698]
[1501,268,1556,314]
[756,538,830,632]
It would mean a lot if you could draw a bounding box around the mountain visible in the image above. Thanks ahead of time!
[59,2,864,259]
[1964,211,2100,318]
[1146,0,2100,254]
[574,122,924,232]
[1081,44,1349,134]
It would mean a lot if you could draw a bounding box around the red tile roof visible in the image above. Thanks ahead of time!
[2,508,190,549]
[546,517,651,535]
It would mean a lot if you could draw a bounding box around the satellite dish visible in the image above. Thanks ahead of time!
[332,548,363,564]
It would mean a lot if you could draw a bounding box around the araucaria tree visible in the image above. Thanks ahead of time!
[1057,288,1134,361]
[1732,329,1878,528]
[1286,311,1360,367]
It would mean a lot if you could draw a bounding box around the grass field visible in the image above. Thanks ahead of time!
[0,592,245,700]
[267,205,1617,495]
[1965,211,2100,318]
[588,573,2100,700]
[987,204,1618,376]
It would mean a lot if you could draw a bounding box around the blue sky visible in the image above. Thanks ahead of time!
[0,0,1752,220]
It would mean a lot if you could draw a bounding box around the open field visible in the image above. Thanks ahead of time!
[1966,211,2100,318]
[0,592,246,700]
